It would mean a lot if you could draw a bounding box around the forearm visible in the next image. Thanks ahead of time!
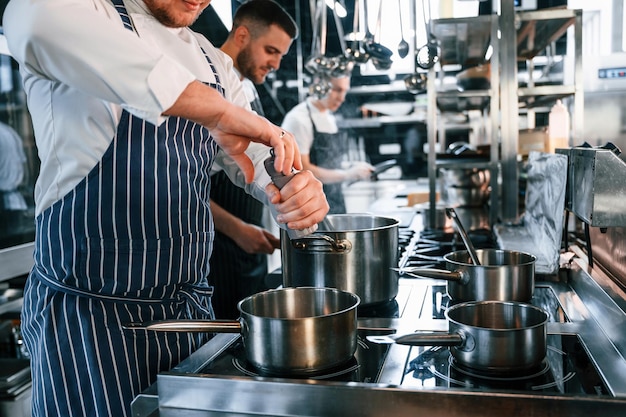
[165,81,272,141]
[307,164,349,184]
[210,199,246,238]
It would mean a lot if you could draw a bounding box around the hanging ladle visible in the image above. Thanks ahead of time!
[397,0,409,59]
[445,208,481,265]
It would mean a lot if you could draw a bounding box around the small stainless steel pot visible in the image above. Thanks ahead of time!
[124,287,360,376]
[281,215,399,306]
[398,249,536,302]
[368,301,549,372]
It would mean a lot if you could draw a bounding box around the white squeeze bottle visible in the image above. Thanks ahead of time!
[547,99,570,153]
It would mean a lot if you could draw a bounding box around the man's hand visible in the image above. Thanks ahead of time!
[266,170,329,231]
[345,161,375,181]
[210,199,280,254]
[232,224,280,254]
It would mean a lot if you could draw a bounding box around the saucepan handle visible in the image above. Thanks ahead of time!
[367,331,463,346]
[290,234,352,253]
[391,267,469,284]
[123,319,242,333]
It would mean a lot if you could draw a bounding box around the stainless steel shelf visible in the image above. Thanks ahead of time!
[338,114,426,128]
[0,289,23,316]
[431,15,494,67]
[517,8,578,60]
[426,7,582,225]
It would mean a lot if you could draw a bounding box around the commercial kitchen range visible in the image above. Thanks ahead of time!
[132,209,626,417]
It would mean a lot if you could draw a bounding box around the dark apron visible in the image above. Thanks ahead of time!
[308,103,348,214]
[208,79,269,319]
[21,2,222,416]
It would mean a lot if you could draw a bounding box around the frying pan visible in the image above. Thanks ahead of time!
[124,287,360,376]
[395,249,536,302]
[368,301,549,372]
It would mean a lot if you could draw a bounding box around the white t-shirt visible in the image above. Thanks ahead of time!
[281,97,338,155]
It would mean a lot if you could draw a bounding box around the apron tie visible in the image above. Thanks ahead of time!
[177,283,215,318]
[33,266,214,318]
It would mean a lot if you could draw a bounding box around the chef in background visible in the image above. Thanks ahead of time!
[3,1,328,416]
[206,0,296,319]
[0,121,28,235]
[282,74,374,213]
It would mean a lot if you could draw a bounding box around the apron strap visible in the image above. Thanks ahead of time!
[32,266,214,316]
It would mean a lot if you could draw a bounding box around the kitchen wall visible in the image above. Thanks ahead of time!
[566,0,626,153]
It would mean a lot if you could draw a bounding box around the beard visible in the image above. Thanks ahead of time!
[145,1,203,28]
[236,46,265,84]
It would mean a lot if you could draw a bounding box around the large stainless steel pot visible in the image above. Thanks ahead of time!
[414,204,489,231]
[281,214,399,306]
[124,287,360,376]
[398,249,536,302]
[368,301,549,372]
[440,167,490,188]
[440,167,491,207]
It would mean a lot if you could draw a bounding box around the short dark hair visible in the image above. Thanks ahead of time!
[231,0,298,40]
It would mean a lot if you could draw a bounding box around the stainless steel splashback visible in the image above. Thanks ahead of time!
[558,146,626,227]
[588,226,626,290]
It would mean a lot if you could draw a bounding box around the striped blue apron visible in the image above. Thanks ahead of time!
[21,3,224,416]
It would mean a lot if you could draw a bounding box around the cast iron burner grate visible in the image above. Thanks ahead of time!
[199,335,390,383]
[400,228,497,270]
[402,334,611,395]
[233,355,361,380]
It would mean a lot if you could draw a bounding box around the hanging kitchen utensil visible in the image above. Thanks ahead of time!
[416,40,440,70]
[361,0,375,46]
[416,0,439,70]
[397,0,409,58]
[403,72,427,94]
[366,0,393,70]
[446,208,481,265]
[304,2,324,74]
[367,300,549,373]
[328,0,355,76]
[305,0,333,97]
[345,0,370,63]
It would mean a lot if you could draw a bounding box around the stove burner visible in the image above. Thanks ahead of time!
[399,227,497,272]
[405,338,589,393]
[449,357,551,381]
[232,356,361,380]
[358,299,400,318]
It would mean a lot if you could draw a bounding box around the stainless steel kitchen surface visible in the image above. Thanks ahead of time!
[132,210,626,417]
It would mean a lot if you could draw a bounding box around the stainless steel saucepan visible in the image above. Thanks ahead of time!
[396,249,536,302]
[282,214,400,306]
[368,300,549,372]
[124,287,360,376]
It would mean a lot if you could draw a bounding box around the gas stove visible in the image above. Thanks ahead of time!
[132,216,626,416]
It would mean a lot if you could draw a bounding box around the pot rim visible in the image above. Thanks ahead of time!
[237,287,361,320]
[444,249,537,268]
[318,214,400,232]
[445,300,549,332]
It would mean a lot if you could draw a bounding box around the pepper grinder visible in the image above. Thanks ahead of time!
[264,149,317,239]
